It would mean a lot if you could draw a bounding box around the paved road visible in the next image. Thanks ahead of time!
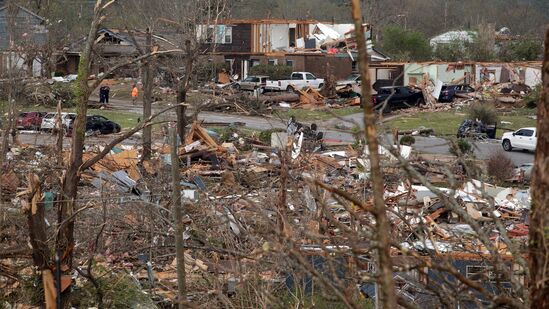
[413,136,534,166]
[11,100,534,166]
[320,111,534,166]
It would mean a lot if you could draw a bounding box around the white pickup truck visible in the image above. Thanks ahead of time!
[502,127,537,152]
[265,72,324,92]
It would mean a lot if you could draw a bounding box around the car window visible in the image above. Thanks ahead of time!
[291,73,301,80]
[252,77,259,82]
[516,129,534,137]
[243,77,253,82]
[306,73,315,80]
[394,88,401,94]
[44,114,55,119]
[20,112,29,117]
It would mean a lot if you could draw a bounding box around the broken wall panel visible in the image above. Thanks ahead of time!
[270,24,290,51]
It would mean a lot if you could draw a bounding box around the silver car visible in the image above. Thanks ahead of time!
[41,112,76,132]
[336,73,361,88]
[235,75,268,91]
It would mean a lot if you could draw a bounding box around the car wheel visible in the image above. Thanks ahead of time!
[318,83,324,89]
[502,139,513,152]
[416,98,425,106]
[286,85,295,92]
[234,84,241,91]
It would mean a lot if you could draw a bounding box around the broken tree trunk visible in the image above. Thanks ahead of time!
[176,40,193,145]
[530,27,549,309]
[351,1,398,309]
[142,28,154,161]
[57,2,115,304]
[170,127,186,308]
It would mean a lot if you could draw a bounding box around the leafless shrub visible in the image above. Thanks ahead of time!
[486,150,515,184]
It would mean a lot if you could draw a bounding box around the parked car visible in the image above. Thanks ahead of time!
[371,86,424,112]
[265,72,324,92]
[67,115,121,135]
[336,73,361,88]
[439,84,475,102]
[234,75,268,91]
[40,112,76,132]
[502,127,537,152]
[16,112,47,130]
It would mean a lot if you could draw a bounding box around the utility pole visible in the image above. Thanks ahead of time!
[142,27,153,161]
[170,126,186,308]
[444,0,448,31]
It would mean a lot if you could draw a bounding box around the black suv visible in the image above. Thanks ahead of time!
[371,86,424,112]
[439,84,475,102]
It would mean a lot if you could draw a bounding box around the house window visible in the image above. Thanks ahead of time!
[268,59,278,66]
[204,25,233,44]
[223,27,232,44]
[250,59,260,67]
[286,60,294,68]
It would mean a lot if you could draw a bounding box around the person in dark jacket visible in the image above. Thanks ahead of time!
[99,86,110,104]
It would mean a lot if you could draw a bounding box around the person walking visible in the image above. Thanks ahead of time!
[131,84,139,105]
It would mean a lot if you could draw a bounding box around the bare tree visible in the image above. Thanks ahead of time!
[529,26,549,309]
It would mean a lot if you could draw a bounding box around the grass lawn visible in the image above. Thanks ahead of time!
[274,106,362,122]
[383,108,537,138]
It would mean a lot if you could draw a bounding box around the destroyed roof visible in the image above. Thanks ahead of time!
[0,3,45,21]
[208,18,344,25]
[430,31,476,46]
[0,4,47,50]
[63,28,181,55]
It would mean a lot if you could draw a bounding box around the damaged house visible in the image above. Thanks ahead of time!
[56,28,181,76]
[0,2,48,77]
[197,19,389,80]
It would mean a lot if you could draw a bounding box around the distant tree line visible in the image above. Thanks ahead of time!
[381,25,544,62]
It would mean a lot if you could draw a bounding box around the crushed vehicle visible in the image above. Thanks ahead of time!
[502,127,537,152]
[456,119,497,139]
[438,84,475,102]
[372,86,424,112]
[234,75,268,91]
[16,112,47,130]
[265,72,324,92]
[336,73,361,88]
[40,112,76,132]
[68,115,121,135]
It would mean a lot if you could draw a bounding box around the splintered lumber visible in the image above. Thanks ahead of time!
[420,73,437,108]
[185,121,226,153]
[293,87,326,108]
[83,149,141,181]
